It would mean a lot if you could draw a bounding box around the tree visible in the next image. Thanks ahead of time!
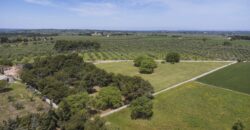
[130,96,153,120]
[134,56,145,67]
[113,75,154,102]
[0,37,8,43]
[134,56,157,74]
[165,52,180,64]
[139,58,157,74]
[63,92,89,113]
[96,87,123,109]
[232,120,244,130]
[63,110,89,130]
[84,117,107,130]
[223,41,232,46]
[57,100,71,122]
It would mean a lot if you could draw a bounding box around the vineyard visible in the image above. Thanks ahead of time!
[1,35,250,63]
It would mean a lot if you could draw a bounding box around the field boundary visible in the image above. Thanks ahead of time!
[100,61,237,117]
[195,81,250,97]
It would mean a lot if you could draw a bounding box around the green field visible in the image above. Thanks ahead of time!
[105,82,250,130]
[198,62,250,94]
[1,35,250,63]
[0,82,50,121]
[97,62,228,91]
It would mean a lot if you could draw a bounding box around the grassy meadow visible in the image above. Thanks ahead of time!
[0,82,50,121]
[105,82,250,130]
[96,61,228,91]
[198,62,250,94]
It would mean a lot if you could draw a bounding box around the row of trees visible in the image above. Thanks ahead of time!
[54,40,100,52]
[0,37,53,44]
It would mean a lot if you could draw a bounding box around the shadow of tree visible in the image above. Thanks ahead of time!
[0,88,13,93]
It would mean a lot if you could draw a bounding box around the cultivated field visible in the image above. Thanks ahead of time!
[105,82,250,130]
[1,35,250,64]
[97,61,228,91]
[198,62,250,94]
[0,82,50,121]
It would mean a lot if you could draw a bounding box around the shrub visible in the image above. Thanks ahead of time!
[130,96,153,120]
[232,120,244,130]
[0,80,9,92]
[13,102,24,110]
[84,117,107,130]
[165,52,180,64]
[7,96,15,102]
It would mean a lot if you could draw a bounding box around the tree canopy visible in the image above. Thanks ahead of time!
[96,86,123,109]
[130,96,153,120]
[165,52,180,64]
[134,56,157,74]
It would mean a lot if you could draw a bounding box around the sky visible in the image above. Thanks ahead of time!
[0,0,250,30]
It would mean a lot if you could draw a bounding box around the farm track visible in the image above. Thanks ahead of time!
[91,60,236,64]
[100,61,237,117]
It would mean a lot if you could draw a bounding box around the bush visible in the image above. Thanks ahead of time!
[7,96,15,102]
[0,80,9,91]
[96,87,123,109]
[13,102,24,110]
[232,120,244,130]
[165,52,180,64]
[130,96,153,120]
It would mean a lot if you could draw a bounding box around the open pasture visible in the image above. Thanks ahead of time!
[105,82,250,130]
[96,61,228,91]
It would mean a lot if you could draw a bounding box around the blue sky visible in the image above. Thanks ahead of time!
[0,0,250,30]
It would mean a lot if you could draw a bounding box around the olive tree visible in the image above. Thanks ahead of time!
[165,52,180,64]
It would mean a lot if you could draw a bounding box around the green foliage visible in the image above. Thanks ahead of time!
[21,54,112,103]
[0,59,13,66]
[165,52,180,64]
[96,87,123,109]
[62,111,89,130]
[130,96,153,120]
[232,120,245,130]
[134,56,157,74]
[63,92,89,113]
[0,37,8,43]
[54,40,100,52]
[112,74,154,102]
[223,41,232,46]
[84,117,107,130]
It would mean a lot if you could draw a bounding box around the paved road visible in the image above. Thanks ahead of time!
[100,61,237,117]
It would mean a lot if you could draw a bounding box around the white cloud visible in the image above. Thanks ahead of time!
[24,0,53,6]
[69,2,118,16]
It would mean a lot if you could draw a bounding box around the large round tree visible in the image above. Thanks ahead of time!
[165,52,180,64]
